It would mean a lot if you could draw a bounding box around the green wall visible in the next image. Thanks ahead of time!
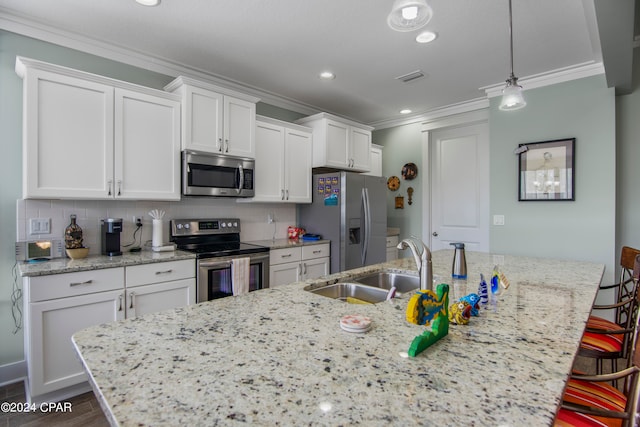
[490,75,616,282]
[373,123,423,244]
[374,75,617,283]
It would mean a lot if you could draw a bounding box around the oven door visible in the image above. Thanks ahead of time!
[182,150,254,197]
[197,253,269,302]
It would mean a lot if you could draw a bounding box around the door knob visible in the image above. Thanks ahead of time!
[432,232,438,237]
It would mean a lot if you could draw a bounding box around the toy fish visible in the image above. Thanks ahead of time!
[490,266,500,294]
[448,301,472,325]
[459,293,480,316]
[407,283,450,357]
[406,287,449,326]
[478,274,488,305]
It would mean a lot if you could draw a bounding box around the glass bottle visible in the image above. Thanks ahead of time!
[64,214,83,249]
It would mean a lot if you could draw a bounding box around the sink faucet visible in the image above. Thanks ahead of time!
[397,236,433,291]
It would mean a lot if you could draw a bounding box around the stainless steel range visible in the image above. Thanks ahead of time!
[170,218,269,302]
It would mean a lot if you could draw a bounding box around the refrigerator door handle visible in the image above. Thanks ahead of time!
[362,187,371,265]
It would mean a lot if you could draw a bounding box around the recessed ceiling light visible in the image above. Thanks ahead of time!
[135,0,160,6]
[319,71,336,80]
[400,109,412,114]
[416,31,437,44]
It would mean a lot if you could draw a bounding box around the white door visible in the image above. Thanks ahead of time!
[126,279,195,318]
[23,69,114,199]
[284,128,312,203]
[428,122,489,251]
[224,96,256,158]
[114,88,181,200]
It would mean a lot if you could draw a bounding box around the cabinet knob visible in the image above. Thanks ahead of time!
[432,232,438,237]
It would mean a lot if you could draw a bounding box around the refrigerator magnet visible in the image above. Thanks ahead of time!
[324,194,339,206]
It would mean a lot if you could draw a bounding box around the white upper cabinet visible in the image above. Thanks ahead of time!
[16,57,181,200]
[249,116,312,203]
[296,112,373,172]
[165,76,259,158]
[362,144,383,177]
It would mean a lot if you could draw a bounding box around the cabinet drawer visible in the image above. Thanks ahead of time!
[302,243,330,260]
[386,235,399,248]
[270,247,301,265]
[28,268,124,303]
[126,260,195,288]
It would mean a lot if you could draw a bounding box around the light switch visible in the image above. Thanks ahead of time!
[493,215,505,226]
[29,218,51,235]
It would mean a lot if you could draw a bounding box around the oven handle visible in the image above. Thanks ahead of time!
[197,252,270,268]
[198,259,232,269]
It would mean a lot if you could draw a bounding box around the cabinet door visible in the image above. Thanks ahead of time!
[284,128,312,203]
[23,69,114,199]
[127,278,195,318]
[269,261,301,288]
[183,85,223,152]
[362,145,382,177]
[114,89,181,200]
[302,257,330,280]
[254,121,285,202]
[349,127,372,172]
[223,96,256,158]
[27,290,124,397]
[324,119,350,168]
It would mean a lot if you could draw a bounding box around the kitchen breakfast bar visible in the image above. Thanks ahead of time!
[72,250,604,426]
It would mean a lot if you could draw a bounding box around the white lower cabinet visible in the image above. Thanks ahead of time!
[23,259,195,403]
[269,243,330,287]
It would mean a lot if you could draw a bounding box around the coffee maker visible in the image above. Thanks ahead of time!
[101,218,123,256]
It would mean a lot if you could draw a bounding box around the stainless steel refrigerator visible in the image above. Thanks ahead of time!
[298,172,387,274]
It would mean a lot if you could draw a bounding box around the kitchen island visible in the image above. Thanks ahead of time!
[72,250,604,426]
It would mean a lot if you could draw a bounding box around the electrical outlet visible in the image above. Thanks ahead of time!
[267,212,275,224]
[493,215,505,226]
[29,218,51,235]
[135,217,143,227]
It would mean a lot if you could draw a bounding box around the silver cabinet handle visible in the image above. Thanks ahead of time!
[70,279,93,287]
[303,262,307,275]
[281,254,292,258]
[118,293,123,312]
[129,292,135,309]
[225,139,229,153]
[155,269,173,275]
[217,137,223,152]
[107,180,113,196]
[313,250,321,254]
[298,263,302,276]
[281,189,285,200]
[286,189,289,200]
[117,180,122,196]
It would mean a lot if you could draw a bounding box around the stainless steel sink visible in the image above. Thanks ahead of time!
[305,282,389,304]
[346,271,420,293]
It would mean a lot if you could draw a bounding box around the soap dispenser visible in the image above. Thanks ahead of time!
[450,242,467,280]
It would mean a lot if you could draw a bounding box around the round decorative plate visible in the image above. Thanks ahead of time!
[387,176,400,191]
[401,163,418,180]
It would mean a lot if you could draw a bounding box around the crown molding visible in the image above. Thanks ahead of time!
[0,9,321,116]
[481,61,605,98]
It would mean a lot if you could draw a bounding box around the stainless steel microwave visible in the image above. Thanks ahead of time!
[182,150,255,197]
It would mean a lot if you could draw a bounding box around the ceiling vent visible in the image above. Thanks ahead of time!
[395,70,425,83]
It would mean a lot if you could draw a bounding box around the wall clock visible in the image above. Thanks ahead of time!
[387,176,400,191]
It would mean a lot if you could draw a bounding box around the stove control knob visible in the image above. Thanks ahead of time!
[233,222,238,228]
[221,223,226,228]
[227,222,232,227]
[176,224,183,229]
[184,223,190,229]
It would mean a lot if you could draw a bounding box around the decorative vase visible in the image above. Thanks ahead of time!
[64,214,83,249]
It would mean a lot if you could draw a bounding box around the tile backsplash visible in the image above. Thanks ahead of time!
[16,198,296,254]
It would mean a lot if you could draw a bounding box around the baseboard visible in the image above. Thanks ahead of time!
[0,359,27,387]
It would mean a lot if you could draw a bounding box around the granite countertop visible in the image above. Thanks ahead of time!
[247,238,330,250]
[18,249,196,277]
[72,250,604,426]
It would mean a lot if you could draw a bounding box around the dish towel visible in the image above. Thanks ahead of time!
[231,257,250,296]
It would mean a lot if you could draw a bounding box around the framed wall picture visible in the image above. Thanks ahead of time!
[518,138,575,201]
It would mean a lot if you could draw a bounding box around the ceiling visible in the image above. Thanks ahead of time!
[0,1,636,127]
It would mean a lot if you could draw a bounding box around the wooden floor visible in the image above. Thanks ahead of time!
[0,381,109,427]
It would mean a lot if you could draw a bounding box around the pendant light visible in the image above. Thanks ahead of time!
[387,0,433,32]
[499,0,526,111]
